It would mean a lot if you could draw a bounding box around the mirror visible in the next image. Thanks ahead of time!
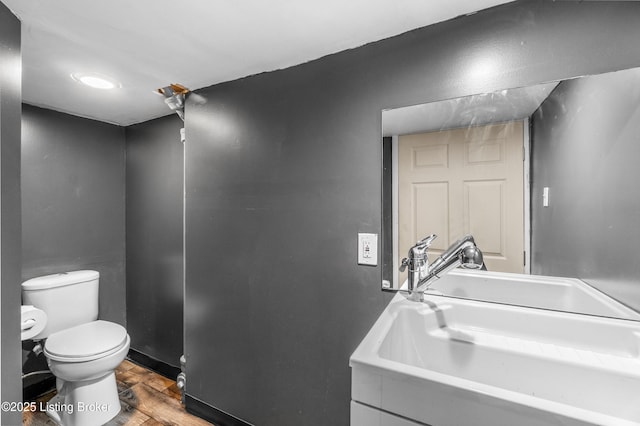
[382,65,640,320]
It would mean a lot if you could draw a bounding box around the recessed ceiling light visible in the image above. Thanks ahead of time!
[71,72,121,90]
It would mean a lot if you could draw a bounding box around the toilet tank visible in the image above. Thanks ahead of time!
[22,270,100,338]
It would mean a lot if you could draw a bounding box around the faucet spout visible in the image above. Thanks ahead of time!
[401,234,484,299]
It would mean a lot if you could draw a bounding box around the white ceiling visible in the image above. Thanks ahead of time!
[3,0,513,126]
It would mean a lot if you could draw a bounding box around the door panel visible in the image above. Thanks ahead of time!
[464,179,505,256]
[413,182,449,252]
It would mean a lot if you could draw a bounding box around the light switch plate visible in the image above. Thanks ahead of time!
[543,187,550,207]
[358,233,378,266]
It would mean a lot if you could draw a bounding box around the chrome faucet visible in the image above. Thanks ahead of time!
[400,234,437,292]
[400,234,484,298]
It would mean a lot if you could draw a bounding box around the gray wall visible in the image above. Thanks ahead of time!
[183,1,640,425]
[531,68,640,311]
[1,3,22,425]
[21,105,126,325]
[125,116,184,367]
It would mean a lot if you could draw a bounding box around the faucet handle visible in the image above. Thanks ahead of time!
[416,234,437,249]
[399,257,410,272]
[401,234,437,272]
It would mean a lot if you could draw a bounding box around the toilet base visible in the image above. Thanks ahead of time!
[46,372,121,426]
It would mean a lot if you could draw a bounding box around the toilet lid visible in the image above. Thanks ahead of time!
[45,320,128,362]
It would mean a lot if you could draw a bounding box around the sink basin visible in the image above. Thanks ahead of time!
[426,269,640,320]
[350,293,640,425]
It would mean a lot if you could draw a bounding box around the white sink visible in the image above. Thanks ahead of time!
[426,269,640,320]
[351,292,640,425]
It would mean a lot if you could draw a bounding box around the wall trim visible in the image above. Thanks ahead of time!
[127,348,180,379]
[23,375,56,401]
[185,395,253,426]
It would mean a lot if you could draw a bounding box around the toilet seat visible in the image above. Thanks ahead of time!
[44,320,128,362]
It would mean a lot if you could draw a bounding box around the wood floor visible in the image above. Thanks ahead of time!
[23,359,214,426]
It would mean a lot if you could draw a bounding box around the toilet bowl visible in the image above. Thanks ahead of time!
[44,321,130,426]
[21,271,129,426]
[45,320,130,382]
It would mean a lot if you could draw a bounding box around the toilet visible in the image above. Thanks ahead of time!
[22,270,130,426]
